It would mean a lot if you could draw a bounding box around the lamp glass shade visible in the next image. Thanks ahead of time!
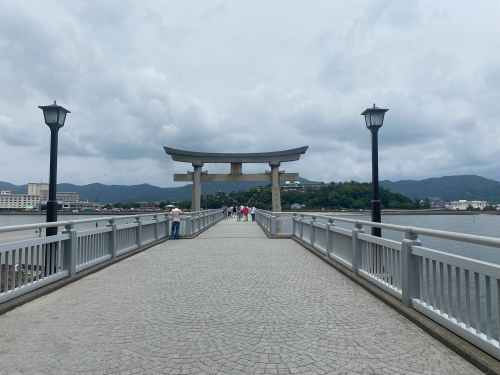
[369,111,385,127]
[42,106,61,125]
[39,102,71,127]
[361,106,389,130]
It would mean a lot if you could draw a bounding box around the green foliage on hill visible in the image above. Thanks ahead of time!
[189,181,423,210]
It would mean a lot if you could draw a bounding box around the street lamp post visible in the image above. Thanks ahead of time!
[257,188,261,207]
[38,101,70,235]
[38,101,70,276]
[361,104,388,237]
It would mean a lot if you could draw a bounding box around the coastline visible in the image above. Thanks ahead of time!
[0,211,159,216]
[1,210,499,216]
[283,210,500,216]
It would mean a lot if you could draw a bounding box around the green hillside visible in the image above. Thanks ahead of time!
[380,175,500,203]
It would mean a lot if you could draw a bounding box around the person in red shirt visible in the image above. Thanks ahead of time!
[242,206,249,221]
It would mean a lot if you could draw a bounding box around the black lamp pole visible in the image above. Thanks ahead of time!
[361,104,388,237]
[46,123,60,236]
[38,101,70,275]
[370,128,381,237]
[38,101,70,236]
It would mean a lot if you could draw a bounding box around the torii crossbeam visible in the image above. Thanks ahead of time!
[164,146,308,212]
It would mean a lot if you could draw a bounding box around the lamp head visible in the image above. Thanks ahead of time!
[361,104,388,132]
[38,100,71,128]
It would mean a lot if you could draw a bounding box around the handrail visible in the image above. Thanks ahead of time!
[0,211,217,234]
[259,211,500,248]
[0,209,224,305]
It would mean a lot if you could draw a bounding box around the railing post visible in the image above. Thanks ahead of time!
[352,222,365,275]
[107,218,117,259]
[62,221,77,276]
[135,215,142,248]
[270,215,277,236]
[299,214,305,241]
[310,216,316,247]
[402,230,422,308]
[165,214,170,237]
[292,213,298,237]
[154,214,159,241]
[185,215,192,237]
[325,218,335,258]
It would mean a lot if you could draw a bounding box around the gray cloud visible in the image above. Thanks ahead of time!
[1,0,499,187]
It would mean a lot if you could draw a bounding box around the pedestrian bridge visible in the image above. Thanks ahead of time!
[0,213,499,374]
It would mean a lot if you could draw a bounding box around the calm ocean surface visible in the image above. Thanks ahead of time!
[0,214,135,245]
[0,213,499,264]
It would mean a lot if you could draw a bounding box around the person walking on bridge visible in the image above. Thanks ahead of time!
[170,205,183,239]
[242,205,249,221]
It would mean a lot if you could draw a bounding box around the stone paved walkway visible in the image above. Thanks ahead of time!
[0,219,483,374]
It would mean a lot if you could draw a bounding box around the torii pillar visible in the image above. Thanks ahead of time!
[164,146,308,213]
[192,161,203,211]
[270,162,281,213]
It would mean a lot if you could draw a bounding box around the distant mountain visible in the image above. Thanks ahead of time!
[0,180,284,203]
[3,175,497,204]
[380,175,500,203]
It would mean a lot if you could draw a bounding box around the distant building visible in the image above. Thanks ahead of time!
[140,202,159,211]
[282,181,325,191]
[450,200,488,210]
[0,183,80,211]
[28,183,49,196]
[0,190,40,210]
[40,190,79,204]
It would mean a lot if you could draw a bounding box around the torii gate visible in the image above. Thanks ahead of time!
[164,146,308,212]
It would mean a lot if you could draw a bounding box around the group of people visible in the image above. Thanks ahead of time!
[169,203,257,240]
[223,205,256,222]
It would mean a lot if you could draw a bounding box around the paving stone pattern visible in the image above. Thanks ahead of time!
[0,220,483,374]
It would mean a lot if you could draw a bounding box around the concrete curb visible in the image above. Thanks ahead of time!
[0,217,223,317]
[291,237,500,375]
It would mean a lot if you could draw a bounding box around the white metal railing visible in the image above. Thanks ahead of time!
[256,210,500,360]
[0,209,223,304]
[255,210,294,236]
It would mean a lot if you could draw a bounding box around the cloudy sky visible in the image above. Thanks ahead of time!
[1,0,499,188]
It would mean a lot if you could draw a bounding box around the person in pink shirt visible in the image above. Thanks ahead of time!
[170,205,184,239]
[242,206,249,221]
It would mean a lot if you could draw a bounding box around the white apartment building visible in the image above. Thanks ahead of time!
[40,190,79,203]
[0,183,79,210]
[0,190,40,210]
[28,183,49,196]
[450,200,488,210]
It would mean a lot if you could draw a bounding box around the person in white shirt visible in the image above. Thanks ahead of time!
[250,206,256,221]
